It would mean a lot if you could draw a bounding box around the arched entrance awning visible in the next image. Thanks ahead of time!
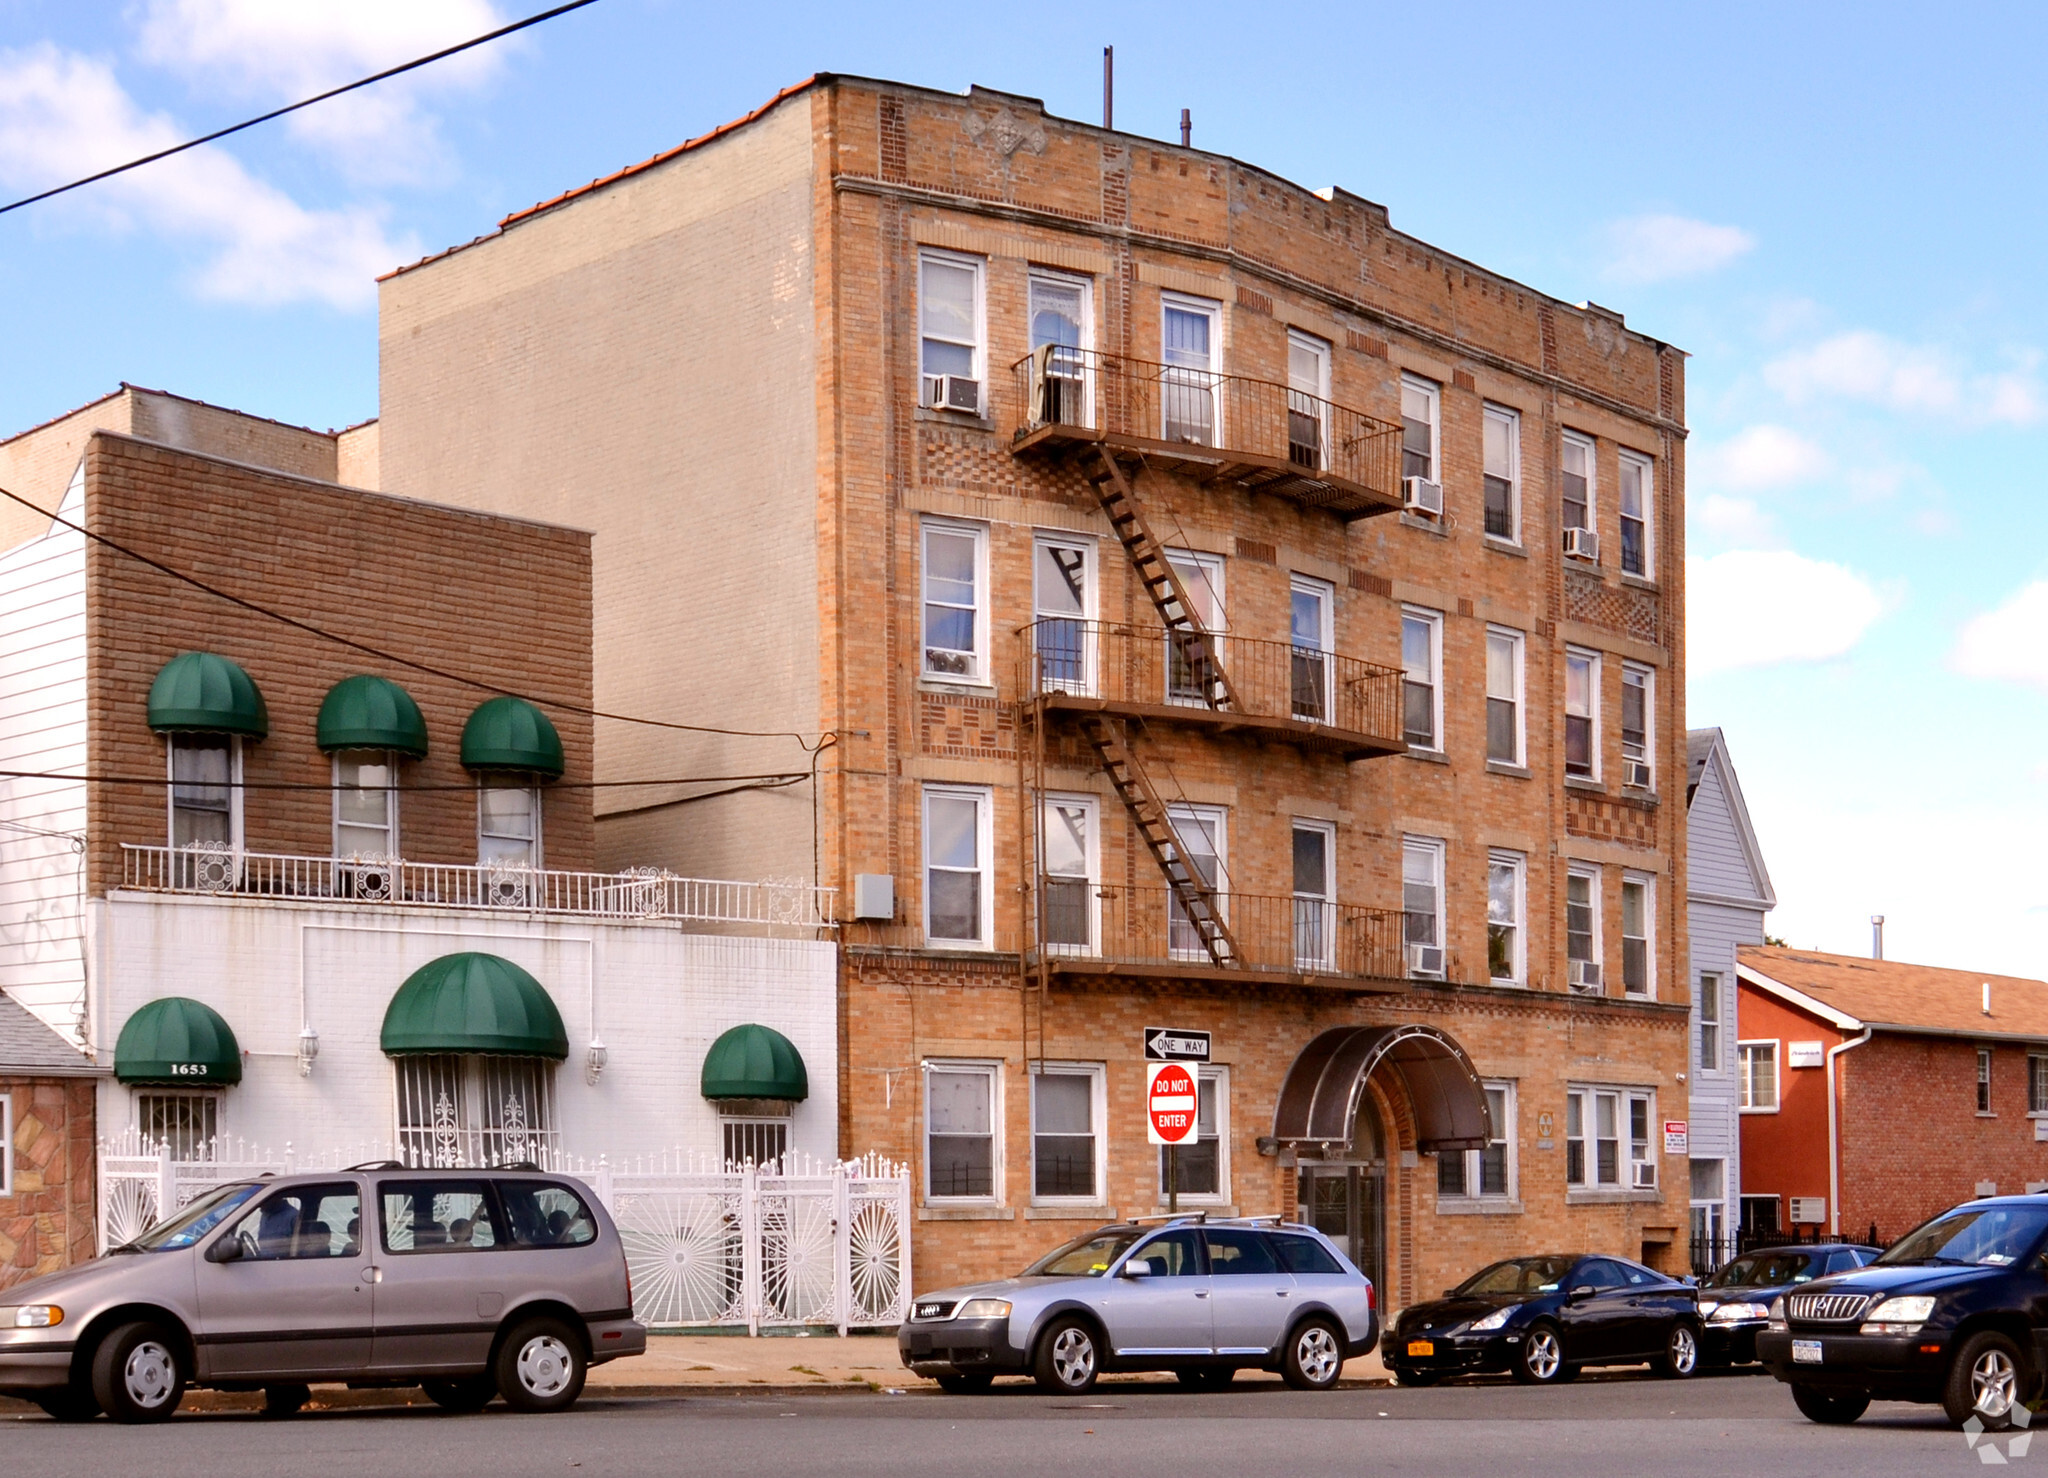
[1273,1024,1490,1152]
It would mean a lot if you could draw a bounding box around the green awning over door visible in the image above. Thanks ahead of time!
[380,952,569,1059]
[114,997,243,1085]
[701,1023,808,1101]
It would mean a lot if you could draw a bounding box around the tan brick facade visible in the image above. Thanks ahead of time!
[0,1077,96,1288]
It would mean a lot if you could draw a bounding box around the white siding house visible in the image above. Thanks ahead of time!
[1685,728,1776,1268]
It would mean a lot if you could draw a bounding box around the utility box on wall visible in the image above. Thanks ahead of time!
[853,874,895,921]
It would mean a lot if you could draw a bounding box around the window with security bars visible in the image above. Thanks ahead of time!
[1031,1069,1099,1200]
[394,1055,557,1168]
[1438,1083,1514,1199]
[719,1107,791,1169]
[136,1090,220,1160]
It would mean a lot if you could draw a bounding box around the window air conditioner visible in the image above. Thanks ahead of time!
[1563,526,1600,561]
[922,374,981,414]
[1625,758,1653,789]
[1568,958,1602,992]
[1632,1160,1658,1190]
[1402,477,1444,517]
[1407,942,1445,978]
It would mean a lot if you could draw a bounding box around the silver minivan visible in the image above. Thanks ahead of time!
[0,1166,646,1422]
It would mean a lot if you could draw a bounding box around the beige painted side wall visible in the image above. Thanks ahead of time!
[376,97,822,885]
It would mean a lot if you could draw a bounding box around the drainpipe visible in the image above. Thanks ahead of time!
[1826,1028,1874,1236]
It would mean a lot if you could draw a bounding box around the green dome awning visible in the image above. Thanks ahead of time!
[317,674,429,758]
[460,696,564,779]
[114,997,243,1086]
[380,952,568,1060]
[146,652,268,739]
[701,1023,808,1102]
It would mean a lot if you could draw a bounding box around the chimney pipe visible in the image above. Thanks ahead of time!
[1180,108,1191,147]
[1984,982,1993,1016]
[1871,915,1884,960]
[1102,47,1113,130]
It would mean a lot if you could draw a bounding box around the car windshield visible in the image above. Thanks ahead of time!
[1456,1256,1578,1295]
[113,1181,262,1252]
[1706,1253,1818,1288]
[1879,1206,2048,1268]
[1023,1230,1143,1278]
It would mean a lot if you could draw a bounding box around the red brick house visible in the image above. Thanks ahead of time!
[1736,945,2048,1246]
[0,992,103,1287]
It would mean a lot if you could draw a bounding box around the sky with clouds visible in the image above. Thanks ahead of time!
[2,0,2045,973]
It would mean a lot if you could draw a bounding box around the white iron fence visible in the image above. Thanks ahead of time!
[97,1134,910,1334]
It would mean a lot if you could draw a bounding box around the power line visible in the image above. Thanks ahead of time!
[0,767,811,793]
[0,480,826,747]
[0,0,605,218]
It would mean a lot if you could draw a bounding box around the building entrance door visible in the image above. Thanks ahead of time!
[1299,1165,1383,1296]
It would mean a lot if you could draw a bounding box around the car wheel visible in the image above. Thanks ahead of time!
[1175,1367,1235,1389]
[261,1384,311,1417]
[1656,1322,1701,1379]
[33,1385,100,1422]
[423,1376,498,1412]
[1391,1368,1443,1388]
[1511,1322,1567,1385]
[90,1321,187,1425]
[494,1317,588,1414]
[1281,1317,1346,1391]
[934,1373,994,1394]
[1945,1331,2028,1431]
[1790,1383,1871,1425]
[1033,1317,1100,1395]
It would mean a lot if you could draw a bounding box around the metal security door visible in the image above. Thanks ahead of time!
[1299,1165,1384,1298]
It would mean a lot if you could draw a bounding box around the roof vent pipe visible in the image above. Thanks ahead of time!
[1102,46,1113,130]
[1985,982,1993,1017]
[1181,108,1191,146]
[1871,914,1885,960]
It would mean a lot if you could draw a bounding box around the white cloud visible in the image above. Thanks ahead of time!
[1602,213,1756,284]
[1694,495,1780,548]
[1687,550,1884,676]
[136,0,508,181]
[0,43,416,308]
[1764,331,2043,426]
[1953,581,2048,691]
[1696,424,1832,491]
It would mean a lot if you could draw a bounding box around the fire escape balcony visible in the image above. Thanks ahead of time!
[1017,620,1406,760]
[1029,879,1407,991]
[1008,347,1405,520]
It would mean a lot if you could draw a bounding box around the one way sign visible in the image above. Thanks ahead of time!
[1144,1027,1211,1063]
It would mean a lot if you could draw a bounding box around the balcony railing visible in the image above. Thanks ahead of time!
[1008,346,1404,519]
[1016,619,1404,758]
[120,845,837,931]
[1031,879,1404,985]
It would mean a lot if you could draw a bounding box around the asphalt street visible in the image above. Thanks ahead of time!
[0,1370,2021,1477]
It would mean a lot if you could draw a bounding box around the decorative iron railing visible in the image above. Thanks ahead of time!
[1009,346,1402,503]
[1016,619,1404,748]
[1032,878,1404,982]
[119,845,837,930]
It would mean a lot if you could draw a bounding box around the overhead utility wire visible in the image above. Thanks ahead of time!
[0,0,605,218]
[0,481,826,747]
[0,767,810,793]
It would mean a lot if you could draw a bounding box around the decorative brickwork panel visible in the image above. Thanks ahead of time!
[920,692,1015,759]
[1564,790,1659,849]
[1234,536,1276,565]
[1563,567,1659,645]
[918,429,1095,507]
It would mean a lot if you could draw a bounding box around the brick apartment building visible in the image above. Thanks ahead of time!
[362,73,1693,1306]
[1737,946,2048,1245]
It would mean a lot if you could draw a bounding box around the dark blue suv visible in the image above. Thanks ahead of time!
[1755,1197,2048,1429]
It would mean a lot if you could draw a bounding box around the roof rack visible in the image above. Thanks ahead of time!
[345,1160,406,1171]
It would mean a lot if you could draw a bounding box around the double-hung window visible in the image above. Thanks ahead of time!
[1289,574,1334,723]
[924,785,992,947]
[1620,875,1652,997]
[2030,1053,2048,1116]
[1161,293,1222,445]
[1621,664,1653,789]
[1401,374,1439,484]
[1566,1086,1654,1189]
[1028,270,1090,425]
[169,735,238,851]
[1292,820,1336,970]
[1482,404,1520,541]
[1566,868,1600,992]
[926,1061,999,1201]
[919,250,984,411]
[1165,804,1227,957]
[1402,836,1445,978]
[1979,1048,1994,1114]
[1402,607,1442,751]
[1487,851,1525,985]
[1485,626,1524,765]
[1033,535,1095,695]
[1031,1064,1103,1202]
[1697,974,1722,1072]
[1159,1068,1227,1202]
[478,781,541,869]
[923,520,989,682]
[334,751,397,859]
[1738,1042,1779,1112]
[1619,451,1653,577]
[1439,1082,1515,1200]
[1565,648,1600,780]
[1287,330,1332,470]
[1040,794,1098,954]
[1562,432,1596,547]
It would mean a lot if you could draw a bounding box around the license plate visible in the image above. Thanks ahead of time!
[1406,1340,1434,1358]
[1793,1340,1822,1364]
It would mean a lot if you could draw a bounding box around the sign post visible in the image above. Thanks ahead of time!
[1148,1060,1200,1213]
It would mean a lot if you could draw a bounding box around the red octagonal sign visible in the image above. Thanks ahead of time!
[1147,1060,1199,1147]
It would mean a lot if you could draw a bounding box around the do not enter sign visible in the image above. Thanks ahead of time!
[1147,1060,1199,1147]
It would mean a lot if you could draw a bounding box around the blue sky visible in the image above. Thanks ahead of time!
[4,1,2045,973]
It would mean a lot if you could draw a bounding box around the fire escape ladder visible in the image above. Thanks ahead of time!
[1076,712,1240,969]
[1081,446,1242,713]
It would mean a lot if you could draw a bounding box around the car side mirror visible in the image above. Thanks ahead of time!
[1119,1262,1150,1279]
[205,1236,244,1264]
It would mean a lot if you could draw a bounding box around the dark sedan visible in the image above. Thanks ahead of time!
[1384,1254,1701,1386]
[1697,1244,1880,1365]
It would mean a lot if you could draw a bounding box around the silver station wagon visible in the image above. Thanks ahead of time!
[898,1216,1378,1393]
[0,1166,646,1423]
